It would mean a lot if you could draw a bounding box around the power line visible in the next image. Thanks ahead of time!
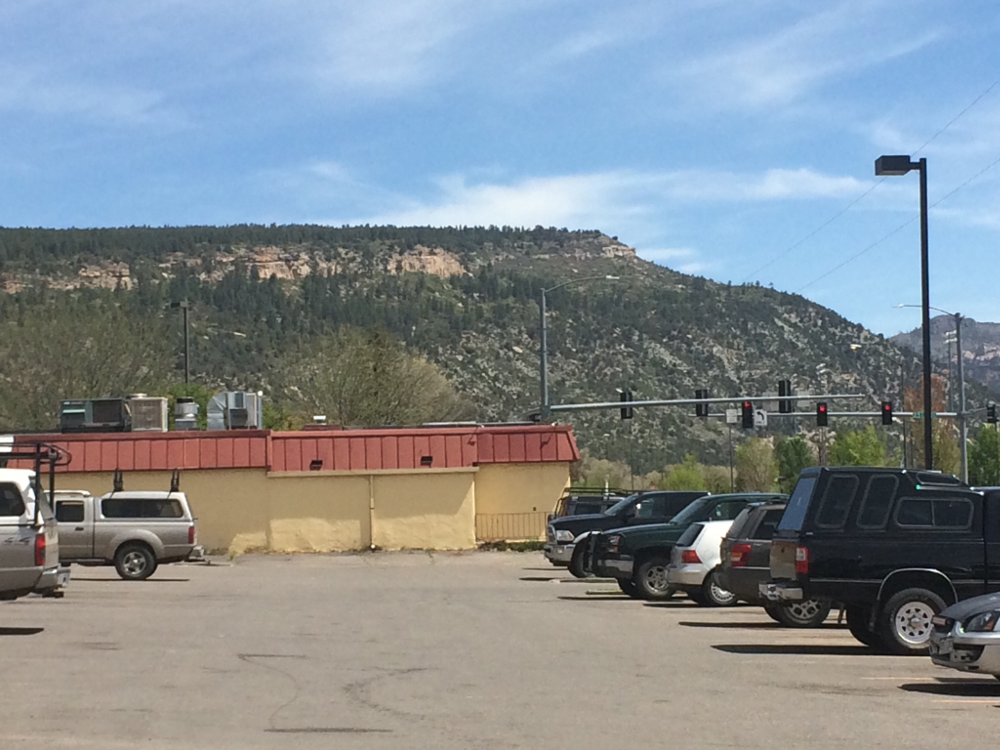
[796,152,1000,292]
[742,75,1000,285]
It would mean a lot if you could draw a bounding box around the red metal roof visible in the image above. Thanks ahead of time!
[9,424,579,474]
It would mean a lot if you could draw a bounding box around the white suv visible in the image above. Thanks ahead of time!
[667,519,738,607]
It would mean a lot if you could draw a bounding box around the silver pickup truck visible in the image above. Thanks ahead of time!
[0,468,68,599]
[53,487,201,580]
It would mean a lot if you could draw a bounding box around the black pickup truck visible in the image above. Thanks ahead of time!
[544,490,707,575]
[761,466,1000,654]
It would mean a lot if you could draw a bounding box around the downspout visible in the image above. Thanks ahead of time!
[368,474,376,550]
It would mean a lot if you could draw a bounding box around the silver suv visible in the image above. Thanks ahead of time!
[54,486,201,580]
[0,468,67,599]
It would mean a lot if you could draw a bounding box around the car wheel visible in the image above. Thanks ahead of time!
[699,569,738,607]
[568,543,591,579]
[635,557,675,601]
[617,578,639,597]
[114,543,157,581]
[878,588,946,655]
[764,604,784,623]
[846,605,882,648]
[769,599,832,628]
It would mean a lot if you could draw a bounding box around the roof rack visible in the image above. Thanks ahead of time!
[0,440,73,524]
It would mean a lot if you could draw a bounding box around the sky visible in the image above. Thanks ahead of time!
[1,0,998,336]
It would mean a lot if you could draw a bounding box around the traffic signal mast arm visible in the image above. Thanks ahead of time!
[549,394,866,413]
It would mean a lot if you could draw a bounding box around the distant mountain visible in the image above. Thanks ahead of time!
[890,317,1000,398]
[1,224,982,472]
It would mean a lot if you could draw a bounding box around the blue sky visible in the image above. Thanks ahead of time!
[1,1,998,336]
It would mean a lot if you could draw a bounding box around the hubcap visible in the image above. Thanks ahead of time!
[123,552,147,576]
[710,579,735,604]
[895,601,935,644]
[788,599,822,621]
[644,565,669,592]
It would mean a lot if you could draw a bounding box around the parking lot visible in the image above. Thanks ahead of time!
[1,552,997,749]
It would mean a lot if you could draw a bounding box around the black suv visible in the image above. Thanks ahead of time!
[544,490,708,575]
[762,467,999,654]
[548,489,629,521]
[719,502,832,627]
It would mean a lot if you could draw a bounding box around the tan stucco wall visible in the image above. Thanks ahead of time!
[265,474,371,553]
[474,463,571,516]
[56,461,568,553]
[371,471,476,550]
[58,470,271,555]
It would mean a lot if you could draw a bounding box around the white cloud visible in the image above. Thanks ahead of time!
[666,1,940,111]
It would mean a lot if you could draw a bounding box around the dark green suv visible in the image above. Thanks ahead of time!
[588,492,786,600]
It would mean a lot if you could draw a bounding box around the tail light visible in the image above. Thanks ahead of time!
[35,532,47,566]
[681,549,701,564]
[188,526,196,544]
[730,543,752,568]
[795,545,809,575]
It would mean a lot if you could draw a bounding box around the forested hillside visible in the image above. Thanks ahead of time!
[0,224,978,473]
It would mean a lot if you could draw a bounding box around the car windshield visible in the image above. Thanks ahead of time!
[777,476,817,531]
[664,496,714,526]
[603,494,639,516]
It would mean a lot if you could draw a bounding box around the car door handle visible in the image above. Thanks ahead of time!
[75,526,84,531]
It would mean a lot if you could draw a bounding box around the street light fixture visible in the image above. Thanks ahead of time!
[896,303,967,481]
[539,275,620,420]
[876,154,932,469]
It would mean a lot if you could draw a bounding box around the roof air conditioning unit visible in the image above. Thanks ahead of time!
[207,391,264,431]
[174,398,200,431]
[60,398,131,433]
[129,396,168,432]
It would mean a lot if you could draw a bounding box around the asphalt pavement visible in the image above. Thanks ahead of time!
[0,552,995,749]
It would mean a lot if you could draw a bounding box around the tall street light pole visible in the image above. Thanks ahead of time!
[539,275,620,420]
[897,303,967,481]
[877,155,932,469]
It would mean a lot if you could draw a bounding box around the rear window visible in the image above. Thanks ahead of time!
[750,508,785,540]
[677,523,702,547]
[56,501,85,523]
[102,497,184,519]
[0,483,26,516]
[856,475,899,529]
[895,496,974,530]
[815,475,860,529]
[778,476,817,531]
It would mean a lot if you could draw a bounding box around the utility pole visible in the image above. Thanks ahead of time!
[170,300,191,383]
[955,312,967,483]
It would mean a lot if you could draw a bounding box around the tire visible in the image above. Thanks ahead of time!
[769,599,833,628]
[699,569,739,607]
[877,588,946,655]
[617,577,639,597]
[634,557,676,601]
[114,543,157,581]
[764,604,784,623]
[568,542,591,579]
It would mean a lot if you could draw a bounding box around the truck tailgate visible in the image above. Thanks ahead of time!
[770,538,799,580]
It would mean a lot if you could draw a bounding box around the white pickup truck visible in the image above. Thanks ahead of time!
[0,468,68,600]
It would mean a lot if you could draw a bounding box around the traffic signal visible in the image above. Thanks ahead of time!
[778,379,793,413]
[881,401,893,426]
[988,403,998,425]
[695,389,709,418]
[741,400,754,429]
[619,388,634,420]
[816,402,829,427]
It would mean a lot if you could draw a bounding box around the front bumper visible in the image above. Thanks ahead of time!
[33,565,70,597]
[544,543,574,565]
[930,626,1000,675]
[668,564,708,588]
[759,581,804,602]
